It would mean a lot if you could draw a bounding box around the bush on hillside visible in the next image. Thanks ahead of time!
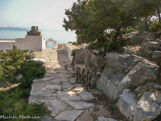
[149,22,161,35]
[0,88,48,121]
[0,46,48,120]
[0,46,46,88]
[0,46,34,87]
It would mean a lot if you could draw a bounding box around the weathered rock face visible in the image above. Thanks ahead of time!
[117,83,161,121]
[97,52,159,100]
[139,40,161,60]
[127,32,157,45]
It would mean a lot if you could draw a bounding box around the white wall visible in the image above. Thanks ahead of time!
[0,42,15,50]
[42,37,46,49]
[15,36,43,51]
[63,43,76,61]
[0,36,59,51]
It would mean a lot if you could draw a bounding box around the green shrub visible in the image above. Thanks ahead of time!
[149,22,161,34]
[0,89,48,121]
[0,46,48,120]
[0,46,34,87]
[126,27,136,33]
[21,61,45,84]
[108,41,118,52]
[0,46,46,88]
[20,60,46,97]
[72,42,78,45]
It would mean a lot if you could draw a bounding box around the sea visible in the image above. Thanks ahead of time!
[0,29,76,48]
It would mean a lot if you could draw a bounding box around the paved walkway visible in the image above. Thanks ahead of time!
[29,49,114,121]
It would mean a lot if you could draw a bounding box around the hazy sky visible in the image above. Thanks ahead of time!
[0,0,77,30]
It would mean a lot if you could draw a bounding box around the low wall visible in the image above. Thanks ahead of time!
[0,36,43,51]
[0,42,15,50]
[63,43,76,61]
[15,36,43,51]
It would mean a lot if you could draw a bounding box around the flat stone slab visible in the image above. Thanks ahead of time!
[55,110,83,121]
[98,116,118,121]
[41,115,53,121]
[45,99,68,117]
[34,77,54,82]
[66,101,84,110]
[61,95,82,101]
[78,102,94,109]
[46,84,61,91]
[30,88,55,96]
[57,91,70,97]
[69,77,76,84]
[76,110,93,121]
[29,95,56,104]
[62,82,75,91]
[79,91,95,102]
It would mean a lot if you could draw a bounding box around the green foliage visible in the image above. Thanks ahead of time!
[0,46,45,89]
[21,61,45,84]
[149,22,161,34]
[126,27,136,33]
[72,42,78,45]
[20,60,45,97]
[0,46,34,87]
[0,88,48,121]
[63,0,161,51]
[0,46,48,120]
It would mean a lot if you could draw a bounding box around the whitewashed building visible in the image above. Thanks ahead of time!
[0,26,57,51]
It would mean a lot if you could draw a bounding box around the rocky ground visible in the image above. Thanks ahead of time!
[29,49,125,121]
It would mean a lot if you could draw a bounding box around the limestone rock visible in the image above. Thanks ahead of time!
[45,99,68,117]
[139,40,161,59]
[46,84,61,91]
[117,89,137,120]
[78,102,94,109]
[62,81,75,91]
[98,116,118,121]
[152,51,161,59]
[97,52,159,100]
[134,83,161,94]
[117,89,161,121]
[93,105,111,118]
[76,110,93,121]
[66,101,84,110]
[134,90,161,121]
[41,115,53,121]
[56,91,70,97]
[55,110,83,121]
[69,77,76,84]
[61,95,81,101]
[79,91,95,102]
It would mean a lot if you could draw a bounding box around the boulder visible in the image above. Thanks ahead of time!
[139,41,161,59]
[117,84,161,121]
[152,51,161,59]
[97,52,159,100]
[128,32,155,45]
[117,89,137,120]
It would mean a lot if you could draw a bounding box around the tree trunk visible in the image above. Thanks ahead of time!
[114,27,122,48]
[157,7,161,23]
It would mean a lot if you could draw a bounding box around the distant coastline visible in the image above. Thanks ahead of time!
[0,27,29,31]
[0,27,76,44]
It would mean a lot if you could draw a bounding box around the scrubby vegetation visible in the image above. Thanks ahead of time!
[63,0,161,52]
[0,46,48,121]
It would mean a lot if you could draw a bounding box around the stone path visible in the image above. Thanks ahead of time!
[29,49,121,121]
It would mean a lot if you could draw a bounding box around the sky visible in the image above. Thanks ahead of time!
[0,0,77,30]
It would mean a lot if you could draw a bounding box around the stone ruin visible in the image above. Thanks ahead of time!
[27,26,42,36]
